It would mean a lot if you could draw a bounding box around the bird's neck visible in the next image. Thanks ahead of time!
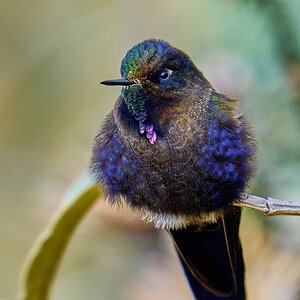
[114,87,212,149]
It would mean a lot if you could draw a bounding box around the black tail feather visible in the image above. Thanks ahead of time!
[169,207,245,299]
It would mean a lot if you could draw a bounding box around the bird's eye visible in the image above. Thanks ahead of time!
[159,69,172,82]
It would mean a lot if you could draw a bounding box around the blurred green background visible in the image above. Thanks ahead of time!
[1,0,300,299]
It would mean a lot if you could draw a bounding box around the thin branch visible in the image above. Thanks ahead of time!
[233,194,300,216]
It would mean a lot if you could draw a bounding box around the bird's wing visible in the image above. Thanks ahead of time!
[168,207,245,299]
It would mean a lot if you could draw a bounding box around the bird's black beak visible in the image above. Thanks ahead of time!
[100,79,134,86]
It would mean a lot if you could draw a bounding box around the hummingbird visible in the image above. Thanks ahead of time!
[90,39,255,299]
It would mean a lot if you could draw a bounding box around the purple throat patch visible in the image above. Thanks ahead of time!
[139,120,157,144]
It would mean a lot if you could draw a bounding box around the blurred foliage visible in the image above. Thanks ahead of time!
[1,0,300,299]
[17,178,100,300]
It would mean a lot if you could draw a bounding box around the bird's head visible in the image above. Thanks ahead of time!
[101,39,210,144]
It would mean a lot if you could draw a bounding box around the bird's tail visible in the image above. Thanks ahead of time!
[169,207,245,300]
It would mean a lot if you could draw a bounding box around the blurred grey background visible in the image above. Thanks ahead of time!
[1,1,300,299]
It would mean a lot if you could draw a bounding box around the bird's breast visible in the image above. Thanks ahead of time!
[91,98,254,229]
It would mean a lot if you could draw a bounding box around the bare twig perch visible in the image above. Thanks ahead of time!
[234,194,300,216]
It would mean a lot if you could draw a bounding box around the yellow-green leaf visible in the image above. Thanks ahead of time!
[16,176,102,300]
